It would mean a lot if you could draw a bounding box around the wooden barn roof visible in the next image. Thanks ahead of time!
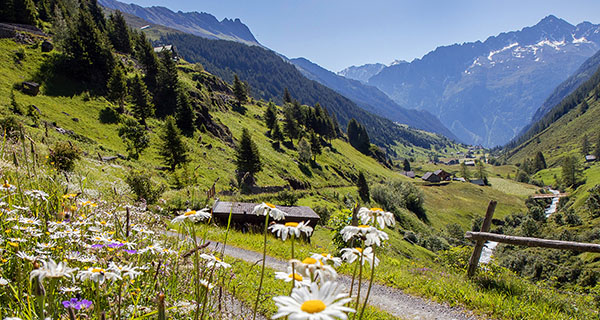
[212,201,320,220]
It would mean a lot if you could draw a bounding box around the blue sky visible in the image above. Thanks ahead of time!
[125,0,600,72]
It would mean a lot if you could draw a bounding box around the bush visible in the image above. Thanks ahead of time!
[275,190,300,206]
[48,141,81,171]
[99,106,120,124]
[125,169,165,204]
[313,205,331,226]
[436,246,472,271]
[371,179,427,222]
[0,115,23,139]
[170,165,199,189]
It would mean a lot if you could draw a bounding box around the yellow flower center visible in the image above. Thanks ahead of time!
[265,202,276,208]
[184,210,197,216]
[91,268,104,273]
[321,253,329,257]
[2,182,10,188]
[288,273,303,281]
[300,299,326,314]
[215,257,221,262]
[284,222,299,227]
[8,242,18,247]
[354,247,363,253]
[370,207,383,212]
[302,257,318,264]
[100,221,106,225]
[358,225,370,228]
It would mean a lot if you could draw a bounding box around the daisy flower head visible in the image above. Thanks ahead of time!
[108,262,143,279]
[199,279,215,290]
[0,277,9,286]
[78,266,121,284]
[358,207,395,229]
[311,253,342,268]
[364,228,388,247]
[171,208,211,224]
[269,221,313,241]
[0,181,16,193]
[16,251,37,262]
[252,202,287,221]
[291,258,338,283]
[59,286,81,293]
[199,253,231,269]
[30,259,78,282]
[275,267,312,288]
[340,247,379,267]
[272,281,354,320]
[339,225,388,247]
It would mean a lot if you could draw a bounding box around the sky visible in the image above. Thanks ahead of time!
[125,0,600,72]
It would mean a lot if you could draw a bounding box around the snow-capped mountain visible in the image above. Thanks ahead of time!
[337,63,386,83]
[364,15,600,147]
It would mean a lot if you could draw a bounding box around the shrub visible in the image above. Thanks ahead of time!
[0,115,23,139]
[371,179,426,222]
[99,106,120,124]
[587,185,600,218]
[275,190,300,206]
[170,165,199,189]
[436,246,472,271]
[313,205,331,226]
[48,141,81,171]
[125,169,165,204]
[564,208,582,226]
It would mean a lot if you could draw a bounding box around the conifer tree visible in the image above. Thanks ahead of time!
[86,0,106,31]
[118,116,149,160]
[460,162,471,180]
[403,159,411,171]
[297,138,312,163]
[175,90,195,136]
[476,160,488,185]
[264,101,277,132]
[283,105,299,144]
[533,151,547,172]
[272,121,284,143]
[309,131,321,161]
[582,134,590,155]
[107,64,127,108]
[233,74,247,106]
[283,88,292,104]
[108,10,131,53]
[13,0,38,25]
[155,50,179,117]
[158,116,188,171]
[235,128,262,185]
[356,171,370,203]
[595,132,600,158]
[130,74,154,127]
[561,155,583,187]
[135,32,160,93]
[347,118,370,154]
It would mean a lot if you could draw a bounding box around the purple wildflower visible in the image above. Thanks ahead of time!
[62,298,93,310]
[90,244,104,249]
[108,242,124,248]
[124,249,138,254]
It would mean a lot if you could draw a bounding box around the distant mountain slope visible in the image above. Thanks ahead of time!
[367,15,600,147]
[159,33,450,149]
[530,48,600,124]
[337,63,386,83]
[98,0,260,46]
[290,57,459,141]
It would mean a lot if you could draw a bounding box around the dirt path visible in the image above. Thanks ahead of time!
[167,231,482,320]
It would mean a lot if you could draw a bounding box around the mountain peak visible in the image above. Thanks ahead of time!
[533,14,574,30]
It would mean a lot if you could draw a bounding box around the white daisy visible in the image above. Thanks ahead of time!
[310,253,342,268]
[269,221,313,241]
[108,262,143,279]
[171,208,212,224]
[18,217,41,226]
[272,281,354,320]
[340,247,379,267]
[199,279,215,290]
[275,267,312,288]
[78,266,121,284]
[30,259,78,282]
[59,286,81,293]
[357,207,395,230]
[199,253,231,269]
[290,258,337,283]
[0,277,9,286]
[24,190,49,201]
[252,202,287,221]
[339,225,388,247]
[15,251,37,262]
[139,242,164,254]
[132,225,155,235]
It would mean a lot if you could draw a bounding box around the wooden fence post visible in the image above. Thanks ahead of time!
[467,200,497,278]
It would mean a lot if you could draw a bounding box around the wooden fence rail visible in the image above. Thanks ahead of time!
[465,231,600,253]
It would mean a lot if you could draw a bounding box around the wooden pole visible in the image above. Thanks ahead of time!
[465,232,600,253]
[466,200,497,278]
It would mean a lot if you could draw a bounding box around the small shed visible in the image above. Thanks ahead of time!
[434,169,451,181]
[585,155,597,162]
[154,45,178,59]
[470,179,485,186]
[464,160,476,166]
[421,172,441,183]
[401,171,416,179]
[211,200,320,229]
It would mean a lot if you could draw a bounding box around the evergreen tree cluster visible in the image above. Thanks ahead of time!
[515,151,547,184]
[347,118,371,155]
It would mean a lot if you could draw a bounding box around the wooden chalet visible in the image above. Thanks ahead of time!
[401,171,416,179]
[211,200,320,229]
[464,160,476,166]
[433,169,452,181]
[153,45,178,59]
[585,155,597,162]
[470,179,485,186]
[421,172,441,183]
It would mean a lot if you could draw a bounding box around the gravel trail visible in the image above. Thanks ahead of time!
[167,231,483,320]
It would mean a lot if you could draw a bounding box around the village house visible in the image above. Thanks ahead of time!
[211,200,321,231]
[464,160,476,166]
[401,171,416,179]
[421,172,441,183]
[433,169,452,181]
[154,45,178,60]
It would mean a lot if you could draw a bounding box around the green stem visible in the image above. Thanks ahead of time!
[290,236,295,293]
[352,246,365,320]
[349,262,358,297]
[252,213,270,320]
[220,206,234,259]
[358,249,376,320]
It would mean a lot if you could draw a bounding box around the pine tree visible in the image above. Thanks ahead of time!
[582,134,590,155]
[283,105,299,144]
[235,128,262,184]
[14,0,38,25]
[561,155,582,187]
[130,74,154,127]
[283,88,292,104]
[297,138,312,163]
[108,10,131,53]
[158,116,188,171]
[155,50,179,117]
[135,32,160,93]
[356,171,370,203]
[233,74,247,106]
[403,159,411,171]
[86,0,106,31]
[264,101,277,132]
[533,151,547,172]
[107,64,127,107]
[175,90,195,136]
[347,118,370,154]
[272,121,284,143]
[309,131,321,161]
[460,162,471,180]
[118,116,149,160]
[595,132,600,158]
[476,160,488,183]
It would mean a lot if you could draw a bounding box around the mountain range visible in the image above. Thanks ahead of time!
[343,15,600,147]
[98,0,260,46]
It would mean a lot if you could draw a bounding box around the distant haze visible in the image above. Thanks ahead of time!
[124,0,599,72]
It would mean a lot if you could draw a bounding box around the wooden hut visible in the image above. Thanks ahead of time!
[211,200,321,229]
